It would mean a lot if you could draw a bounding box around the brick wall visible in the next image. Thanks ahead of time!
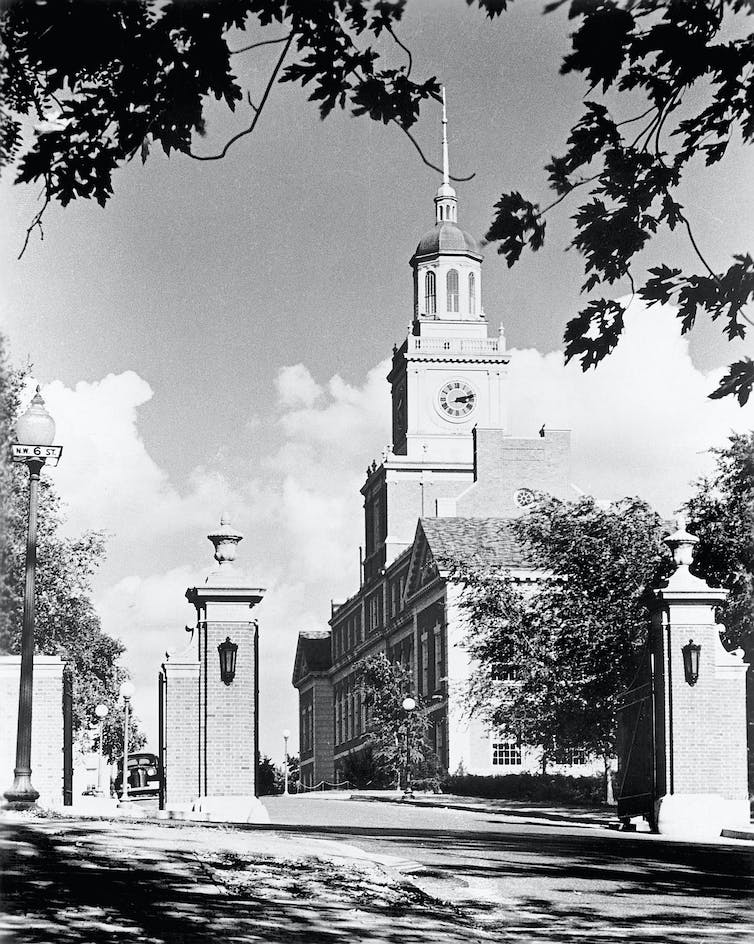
[665,621,748,801]
[456,428,571,518]
[311,677,334,784]
[0,656,64,808]
[161,659,199,806]
[200,621,257,797]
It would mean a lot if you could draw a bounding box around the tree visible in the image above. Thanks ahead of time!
[257,754,283,795]
[286,753,300,793]
[685,432,754,656]
[2,1,751,399]
[357,653,439,788]
[0,335,141,759]
[459,495,672,795]
[482,0,754,405]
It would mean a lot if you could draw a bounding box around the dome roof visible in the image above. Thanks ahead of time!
[414,221,480,259]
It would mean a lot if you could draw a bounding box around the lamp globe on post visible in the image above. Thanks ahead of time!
[118,681,135,805]
[401,697,417,798]
[94,704,109,796]
[282,729,291,795]
[4,387,63,809]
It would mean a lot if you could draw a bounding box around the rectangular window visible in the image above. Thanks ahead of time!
[368,592,382,633]
[425,271,436,315]
[564,748,588,766]
[491,642,518,681]
[433,626,443,694]
[492,741,522,767]
[491,663,518,681]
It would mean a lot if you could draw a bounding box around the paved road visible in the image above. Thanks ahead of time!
[1,798,751,943]
[263,796,754,943]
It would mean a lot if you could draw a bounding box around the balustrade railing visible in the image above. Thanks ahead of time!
[407,337,502,355]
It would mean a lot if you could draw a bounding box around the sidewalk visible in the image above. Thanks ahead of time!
[358,792,619,830]
[0,812,494,943]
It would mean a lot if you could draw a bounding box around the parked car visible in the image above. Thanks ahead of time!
[114,752,160,799]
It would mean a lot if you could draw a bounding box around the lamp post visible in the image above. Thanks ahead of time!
[119,681,135,804]
[4,387,62,809]
[282,729,290,795]
[401,696,416,797]
[94,704,109,796]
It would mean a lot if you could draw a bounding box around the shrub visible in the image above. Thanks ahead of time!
[442,772,606,806]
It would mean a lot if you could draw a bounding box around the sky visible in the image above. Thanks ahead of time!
[1,0,753,760]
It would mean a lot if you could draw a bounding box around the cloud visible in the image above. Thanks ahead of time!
[505,298,753,514]
[38,372,235,547]
[275,363,323,408]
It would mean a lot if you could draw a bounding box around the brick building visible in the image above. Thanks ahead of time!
[292,98,586,787]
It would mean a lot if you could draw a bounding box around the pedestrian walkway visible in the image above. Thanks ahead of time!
[357,793,617,830]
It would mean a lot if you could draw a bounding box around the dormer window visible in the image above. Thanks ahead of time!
[447,268,459,313]
[469,272,476,315]
[425,271,436,315]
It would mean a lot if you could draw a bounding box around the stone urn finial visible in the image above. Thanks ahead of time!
[207,513,243,566]
[664,513,698,569]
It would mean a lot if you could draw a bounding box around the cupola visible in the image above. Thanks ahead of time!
[410,88,484,322]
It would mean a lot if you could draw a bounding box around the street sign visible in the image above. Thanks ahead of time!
[11,444,63,466]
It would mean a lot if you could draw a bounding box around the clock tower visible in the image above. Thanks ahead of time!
[362,91,513,580]
[389,89,508,465]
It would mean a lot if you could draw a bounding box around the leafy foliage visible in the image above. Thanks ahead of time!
[2,0,751,399]
[685,432,754,657]
[356,653,439,787]
[459,496,672,771]
[0,335,141,759]
[0,0,437,237]
[481,0,754,402]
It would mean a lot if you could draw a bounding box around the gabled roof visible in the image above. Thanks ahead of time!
[404,517,538,601]
[422,516,536,572]
[292,630,332,687]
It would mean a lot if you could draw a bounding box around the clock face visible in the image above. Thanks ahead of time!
[438,380,476,419]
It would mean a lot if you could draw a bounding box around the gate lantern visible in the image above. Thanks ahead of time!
[218,637,238,685]
[681,639,701,686]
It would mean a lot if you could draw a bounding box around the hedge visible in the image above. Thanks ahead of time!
[441,772,607,806]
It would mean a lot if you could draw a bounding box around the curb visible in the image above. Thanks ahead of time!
[720,827,754,842]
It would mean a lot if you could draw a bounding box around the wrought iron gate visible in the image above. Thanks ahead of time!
[158,669,166,810]
[62,667,73,806]
[616,644,657,829]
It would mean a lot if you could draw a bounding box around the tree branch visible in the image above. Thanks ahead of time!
[384,23,412,77]
[394,121,475,182]
[229,35,291,55]
[681,214,719,282]
[616,106,656,128]
[18,174,51,259]
[541,173,600,216]
[188,32,294,162]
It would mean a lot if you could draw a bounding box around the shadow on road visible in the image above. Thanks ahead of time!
[0,820,485,944]
[258,820,754,942]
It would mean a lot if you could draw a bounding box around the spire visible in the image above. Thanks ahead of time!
[442,86,450,187]
[435,86,457,224]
